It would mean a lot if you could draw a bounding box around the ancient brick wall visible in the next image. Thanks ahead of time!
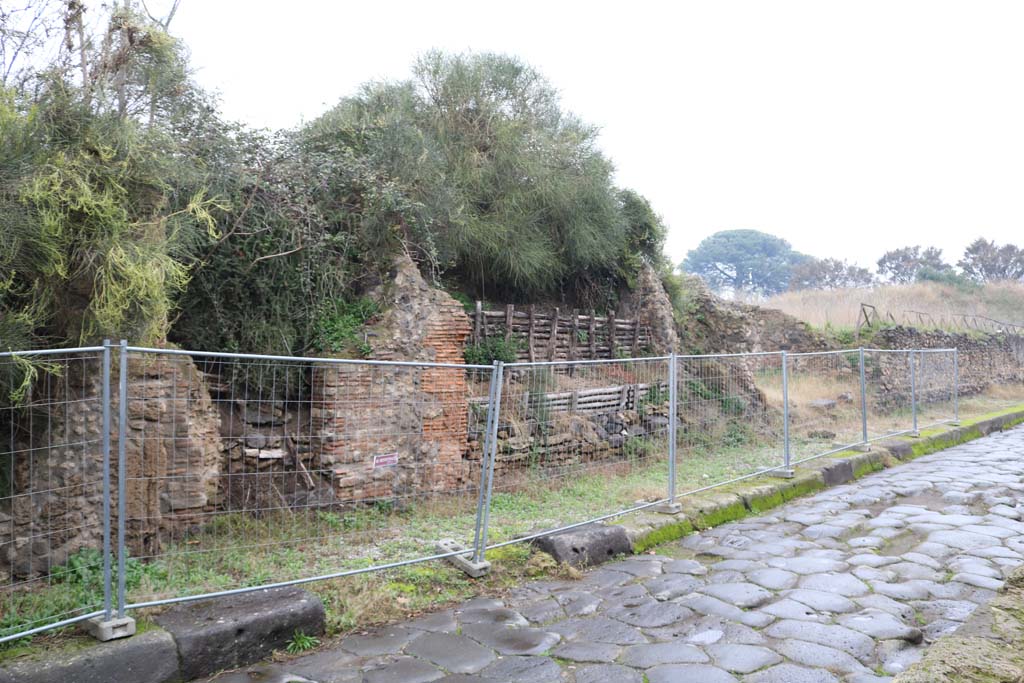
[120,354,222,556]
[1,352,222,579]
[312,255,477,504]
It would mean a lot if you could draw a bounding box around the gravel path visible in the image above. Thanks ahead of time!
[207,427,1024,683]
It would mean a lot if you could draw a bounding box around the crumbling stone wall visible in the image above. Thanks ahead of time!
[618,262,680,354]
[0,353,222,579]
[2,359,106,579]
[312,255,477,503]
[120,354,222,556]
[871,327,1024,399]
[674,274,831,355]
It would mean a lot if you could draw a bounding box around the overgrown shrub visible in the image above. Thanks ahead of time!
[463,336,522,365]
[311,299,380,356]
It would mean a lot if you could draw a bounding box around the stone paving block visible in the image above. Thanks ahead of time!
[747,567,798,590]
[477,655,562,682]
[745,663,842,682]
[646,574,704,600]
[547,616,648,645]
[783,588,858,613]
[699,582,774,608]
[363,657,442,683]
[705,643,782,673]
[798,572,870,597]
[619,641,709,667]
[338,626,421,656]
[605,599,693,627]
[550,641,621,662]
[459,621,560,655]
[838,609,923,642]
[646,663,739,683]
[404,632,495,673]
[764,620,876,661]
[774,638,868,675]
[574,664,644,683]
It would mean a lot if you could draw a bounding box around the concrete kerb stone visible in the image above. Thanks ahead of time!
[155,586,326,681]
[0,627,179,683]
[0,587,326,683]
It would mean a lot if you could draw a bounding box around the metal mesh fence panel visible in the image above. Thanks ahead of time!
[675,353,785,491]
[864,349,916,440]
[916,350,957,429]
[955,345,1024,417]
[787,350,865,465]
[484,358,672,546]
[119,348,495,609]
[0,348,110,642]
[0,341,1014,641]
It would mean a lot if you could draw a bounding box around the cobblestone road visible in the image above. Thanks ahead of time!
[208,428,1024,683]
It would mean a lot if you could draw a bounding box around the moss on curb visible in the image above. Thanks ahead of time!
[633,517,694,553]
[614,406,1024,558]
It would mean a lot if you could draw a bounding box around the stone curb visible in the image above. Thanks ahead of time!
[892,564,1024,682]
[0,587,326,683]
[614,408,1024,556]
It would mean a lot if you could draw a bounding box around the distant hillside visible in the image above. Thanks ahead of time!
[765,281,1024,330]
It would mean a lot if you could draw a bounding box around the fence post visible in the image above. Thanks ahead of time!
[910,350,919,437]
[101,340,113,620]
[117,340,131,618]
[471,364,500,562]
[953,348,960,424]
[780,351,793,476]
[476,361,505,562]
[858,347,870,450]
[85,340,135,642]
[657,353,681,513]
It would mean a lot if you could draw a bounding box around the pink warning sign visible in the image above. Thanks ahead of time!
[372,452,399,468]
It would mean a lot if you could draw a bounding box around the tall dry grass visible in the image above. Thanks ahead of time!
[765,281,1024,329]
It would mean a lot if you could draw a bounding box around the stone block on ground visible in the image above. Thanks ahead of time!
[532,524,632,567]
[155,586,325,680]
[820,459,854,486]
[0,627,179,683]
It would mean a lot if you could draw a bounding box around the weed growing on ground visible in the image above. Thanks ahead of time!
[286,629,320,654]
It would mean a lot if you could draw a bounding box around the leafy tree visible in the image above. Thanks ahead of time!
[0,2,215,347]
[4,8,675,361]
[957,238,1024,283]
[876,246,952,284]
[789,258,875,291]
[682,230,805,297]
[302,51,630,304]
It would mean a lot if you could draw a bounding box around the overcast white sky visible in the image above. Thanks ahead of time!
[167,0,1024,271]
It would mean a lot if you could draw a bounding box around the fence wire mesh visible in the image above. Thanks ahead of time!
[484,358,672,547]
[0,342,996,643]
[0,348,109,641]
[675,353,785,491]
[787,350,866,466]
[916,350,958,429]
[864,349,918,440]
[119,349,495,610]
